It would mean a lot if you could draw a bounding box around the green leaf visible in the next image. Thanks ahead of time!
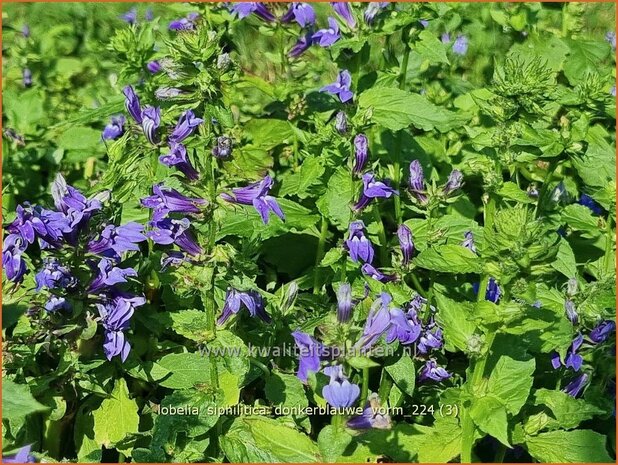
[208,330,251,387]
[56,126,104,151]
[347,356,380,370]
[435,293,478,352]
[533,389,605,430]
[414,30,449,65]
[2,379,49,422]
[487,356,535,415]
[385,356,415,398]
[498,182,536,204]
[317,425,353,463]
[562,204,598,232]
[470,395,510,447]
[563,39,611,85]
[265,371,308,410]
[413,244,482,274]
[244,118,294,150]
[572,141,616,188]
[525,429,612,463]
[316,167,354,230]
[358,87,467,132]
[551,239,577,279]
[169,309,214,343]
[157,352,215,389]
[92,378,139,451]
[414,416,462,463]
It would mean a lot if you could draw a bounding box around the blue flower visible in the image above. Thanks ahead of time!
[565,299,578,325]
[563,373,589,398]
[443,169,463,195]
[2,234,28,283]
[364,3,389,24]
[45,296,71,313]
[408,160,428,204]
[462,231,476,253]
[217,288,271,325]
[344,221,374,264]
[331,2,356,28]
[159,143,200,181]
[51,174,105,232]
[353,172,399,211]
[282,3,316,27]
[578,194,603,215]
[35,258,74,291]
[419,359,451,382]
[102,115,125,140]
[336,282,353,323]
[221,175,285,224]
[8,204,70,247]
[474,278,501,304]
[3,445,36,463]
[320,70,353,103]
[356,293,393,350]
[322,365,360,408]
[96,294,145,362]
[288,31,313,58]
[312,17,340,47]
[147,60,162,73]
[551,333,584,371]
[169,13,200,31]
[141,106,161,145]
[88,222,147,258]
[88,258,137,293]
[417,324,443,355]
[212,136,233,159]
[397,224,414,266]
[120,8,137,25]
[292,330,326,382]
[590,320,615,344]
[230,3,275,22]
[361,263,396,283]
[141,183,206,218]
[169,110,203,143]
[147,217,203,256]
[123,85,142,124]
[353,134,368,174]
[452,35,468,55]
[386,306,421,345]
[347,393,391,429]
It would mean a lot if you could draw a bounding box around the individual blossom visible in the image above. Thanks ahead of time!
[288,31,313,58]
[419,359,451,382]
[51,174,105,230]
[212,136,233,159]
[169,12,200,31]
[3,444,36,463]
[123,85,142,124]
[282,3,316,27]
[96,294,145,362]
[462,231,476,254]
[147,60,162,73]
[331,2,356,28]
[335,111,348,134]
[563,373,589,398]
[320,69,353,103]
[344,221,374,264]
[353,134,368,174]
[336,282,353,323]
[386,306,421,345]
[419,19,429,28]
[22,24,31,38]
[45,296,70,313]
[159,143,200,181]
[88,222,147,258]
[102,115,126,140]
[355,293,393,350]
[347,393,391,429]
[145,8,154,21]
[322,365,360,408]
[441,33,451,44]
[606,31,616,50]
[120,8,137,25]
[565,299,578,325]
[443,169,463,195]
[221,175,285,224]
[8,204,70,246]
[590,320,615,344]
[397,224,414,266]
[23,68,32,87]
[361,263,396,283]
[417,324,443,355]
[148,217,203,256]
[88,258,137,293]
[364,3,389,24]
[312,17,340,47]
[141,106,161,145]
[452,35,468,55]
[161,250,189,271]
[292,330,326,382]
[353,172,399,211]
[35,258,74,291]
[169,109,203,143]
[217,288,271,325]
[578,194,603,215]
[551,333,584,371]
[408,160,428,204]
[2,234,28,283]
[474,278,501,304]
[141,184,205,218]
[229,3,275,22]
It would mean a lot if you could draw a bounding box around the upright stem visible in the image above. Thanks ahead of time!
[313,217,329,294]
[204,154,218,337]
[372,206,389,266]
[360,367,370,403]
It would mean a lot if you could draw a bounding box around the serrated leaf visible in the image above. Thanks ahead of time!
[2,379,49,422]
[525,429,612,463]
[413,244,482,274]
[385,356,415,398]
[487,356,535,416]
[92,379,139,451]
[470,395,510,447]
[157,352,215,389]
[533,388,605,430]
[316,167,354,230]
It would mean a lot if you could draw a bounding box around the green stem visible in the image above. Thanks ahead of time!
[361,367,370,403]
[313,217,329,294]
[250,357,271,378]
[410,273,426,297]
[331,413,344,430]
[377,371,393,403]
[372,207,389,266]
[118,452,126,463]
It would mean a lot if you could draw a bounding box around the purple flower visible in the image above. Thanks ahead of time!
[159,143,200,181]
[212,136,233,159]
[386,306,421,345]
[88,258,137,293]
[312,17,340,47]
[408,160,428,203]
[141,184,205,218]
[361,263,396,283]
[353,172,399,211]
[288,31,313,58]
[443,169,463,195]
[282,3,316,27]
[141,106,161,145]
[96,294,145,362]
[51,174,104,230]
[22,24,31,38]
[8,204,70,246]
[565,299,578,325]
[417,325,443,355]
[221,175,285,224]
[611,86,616,98]
[230,3,275,22]
[355,293,393,350]
[452,35,468,55]
[590,320,615,344]
[474,278,501,304]
[120,8,137,25]
[364,3,389,24]
[145,8,154,21]
[320,70,353,103]
[88,222,147,258]
[217,288,271,325]
[578,194,603,215]
[462,231,476,253]
[148,217,203,256]
[331,2,356,28]
[169,13,200,31]
[335,111,348,134]
[344,221,374,264]
[606,31,616,50]
[347,393,391,429]
[102,115,126,140]
[336,282,353,323]
[147,60,162,73]
[353,134,368,174]
[419,359,451,382]
[169,109,203,143]
[2,234,28,283]
[323,365,360,408]
[552,333,584,371]
[563,373,589,398]
[3,445,36,463]
[441,33,451,44]
[23,68,32,87]
[419,19,429,28]
[45,296,70,313]
[161,251,189,270]
[397,224,414,266]
[292,330,326,382]
[123,85,142,124]
[35,258,74,291]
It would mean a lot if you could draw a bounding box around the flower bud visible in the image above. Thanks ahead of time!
[353,134,368,174]
[336,282,353,323]
[335,111,348,134]
[212,136,233,159]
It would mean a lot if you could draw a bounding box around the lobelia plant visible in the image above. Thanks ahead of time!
[2,2,616,464]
